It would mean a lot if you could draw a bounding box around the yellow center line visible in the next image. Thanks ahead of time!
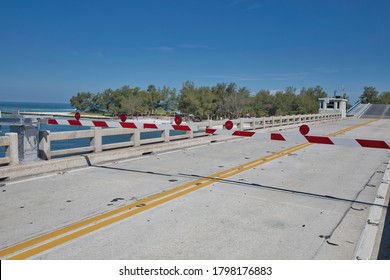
[0,118,381,259]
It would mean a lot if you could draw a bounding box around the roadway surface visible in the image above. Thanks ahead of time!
[0,118,389,259]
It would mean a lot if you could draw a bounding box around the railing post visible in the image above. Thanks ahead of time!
[262,117,266,129]
[38,130,51,160]
[240,118,244,130]
[133,130,141,147]
[187,130,194,139]
[5,133,19,165]
[163,128,170,142]
[252,117,256,130]
[92,127,102,153]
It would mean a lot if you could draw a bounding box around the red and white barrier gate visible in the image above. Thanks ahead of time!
[206,122,390,150]
[46,114,390,150]
[47,114,195,131]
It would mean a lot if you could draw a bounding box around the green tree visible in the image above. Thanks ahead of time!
[70,92,93,111]
[119,86,149,116]
[196,86,216,119]
[146,85,164,114]
[159,86,178,112]
[360,86,379,104]
[178,81,200,116]
[228,86,251,118]
[211,83,230,118]
[94,88,114,113]
[297,86,327,114]
[210,83,251,119]
[379,91,390,104]
[274,87,298,115]
[250,90,275,117]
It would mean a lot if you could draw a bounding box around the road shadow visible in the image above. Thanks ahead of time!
[378,198,390,259]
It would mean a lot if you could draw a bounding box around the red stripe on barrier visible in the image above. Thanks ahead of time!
[68,120,82,126]
[305,136,334,145]
[232,131,255,137]
[48,119,58,125]
[356,139,390,149]
[143,123,158,129]
[271,133,286,141]
[205,128,217,134]
[172,125,191,131]
[92,121,108,127]
[120,122,138,129]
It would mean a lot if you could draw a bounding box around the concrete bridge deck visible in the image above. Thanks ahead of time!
[0,118,389,259]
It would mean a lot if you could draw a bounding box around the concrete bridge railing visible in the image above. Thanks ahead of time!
[0,113,341,165]
[0,133,19,166]
[196,113,341,130]
[38,127,200,160]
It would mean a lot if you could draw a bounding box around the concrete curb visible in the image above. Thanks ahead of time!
[353,158,390,259]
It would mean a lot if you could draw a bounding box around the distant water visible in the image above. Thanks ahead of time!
[0,101,74,113]
[0,101,184,159]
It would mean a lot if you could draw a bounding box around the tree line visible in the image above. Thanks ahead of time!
[359,86,390,104]
[70,81,386,120]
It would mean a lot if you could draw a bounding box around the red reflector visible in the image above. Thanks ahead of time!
[224,120,233,130]
[174,116,183,125]
[120,114,127,122]
[299,124,310,135]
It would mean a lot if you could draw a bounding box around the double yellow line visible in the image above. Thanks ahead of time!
[0,118,380,259]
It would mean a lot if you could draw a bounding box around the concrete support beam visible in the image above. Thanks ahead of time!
[133,130,141,147]
[163,128,170,143]
[187,130,194,139]
[38,130,51,160]
[91,127,102,153]
[5,133,19,166]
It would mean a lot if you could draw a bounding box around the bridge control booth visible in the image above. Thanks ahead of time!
[319,96,348,118]
[0,113,45,163]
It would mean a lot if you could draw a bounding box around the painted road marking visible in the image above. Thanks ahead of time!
[0,118,381,259]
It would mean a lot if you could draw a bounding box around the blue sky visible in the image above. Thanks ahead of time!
[0,0,389,103]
